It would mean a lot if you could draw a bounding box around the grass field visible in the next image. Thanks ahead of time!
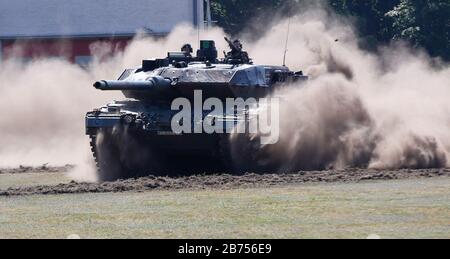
[0,176,449,239]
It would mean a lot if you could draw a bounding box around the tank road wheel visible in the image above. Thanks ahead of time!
[90,128,164,182]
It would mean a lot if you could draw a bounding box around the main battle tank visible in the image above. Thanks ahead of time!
[86,38,308,181]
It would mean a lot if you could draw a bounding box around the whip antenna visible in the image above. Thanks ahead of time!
[282,16,291,67]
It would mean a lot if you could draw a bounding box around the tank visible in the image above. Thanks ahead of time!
[86,38,308,181]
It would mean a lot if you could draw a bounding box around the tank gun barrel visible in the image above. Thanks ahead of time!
[93,76,171,91]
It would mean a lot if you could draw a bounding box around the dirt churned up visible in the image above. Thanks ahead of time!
[0,169,448,197]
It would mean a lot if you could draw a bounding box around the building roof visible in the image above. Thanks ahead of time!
[0,0,203,39]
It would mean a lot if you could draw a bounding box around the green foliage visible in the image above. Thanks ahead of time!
[329,0,399,45]
[386,0,450,59]
[211,0,295,35]
[386,0,420,43]
[210,0,450,60]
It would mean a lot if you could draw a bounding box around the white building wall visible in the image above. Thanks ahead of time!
[0,0,205,38]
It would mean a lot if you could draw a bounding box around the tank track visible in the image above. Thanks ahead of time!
[89,135,100,174]
[89,131,128,182]
[89,132,243,181]
[89,130,166,181]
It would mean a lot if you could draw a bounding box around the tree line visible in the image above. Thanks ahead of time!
[211,0,450,60]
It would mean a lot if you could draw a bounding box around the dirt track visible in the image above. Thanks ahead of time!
[1,168,449,197]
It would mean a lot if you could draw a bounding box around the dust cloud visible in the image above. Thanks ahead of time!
[0,25,225,181]
[242,8,450,171]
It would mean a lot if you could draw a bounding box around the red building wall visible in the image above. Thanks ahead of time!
[2,37,131,64]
